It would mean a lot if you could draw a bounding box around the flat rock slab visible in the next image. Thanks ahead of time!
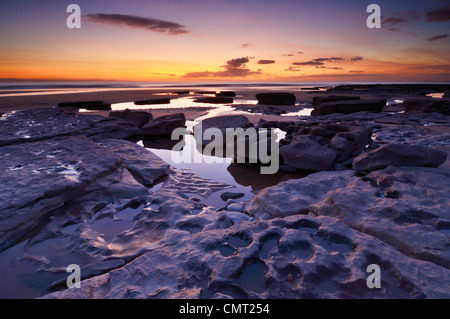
[194,115,254,146]
[58,101,111,110]
[0,108,140,146]
[220,191,245,201]
[233,103,300,115]
[312,95,360,108]
[216,91,236,97]
[109,109,153,128]
[316,99,386,115]
[403,99,450,115]
[99,139,170,186]
[255,92,296,105]
[193,97,234,104]
[0,136,124,252]
[353,143,447,171]
[141,113,186,136]
[195,115,253,132]
[247,170,356,219]
[279,136,337,171]
[134,98,170,105]
[248,166,450,269]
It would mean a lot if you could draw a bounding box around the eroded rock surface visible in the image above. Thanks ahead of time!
[99,139,170,186]
[41,213,449,299]
[194,115,254,146]
[0,136,148,252]
[247,170,355,219]
[0,104,449,299]
[310,166,450,268]
[277,122,373,171]
[403,99,450,115]
[0,108,140,146]
[248,166,450,269]
[353,144,447,171]
[279,136,337,171]
[141,113,186,136]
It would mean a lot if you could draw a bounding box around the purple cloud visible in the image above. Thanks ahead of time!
[224,57,250,68]
[349,56,364,61]
[182,57,260,78]
[293,56,363,67]
[285,66,301,72]
[426,34,448,41]
[381,11,421,29]
[257,59,276,65]
[426,4,450,22]
[293,61,324,66]
[84,13,189,35]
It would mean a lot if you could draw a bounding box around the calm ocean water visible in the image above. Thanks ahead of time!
[1,80,449,91]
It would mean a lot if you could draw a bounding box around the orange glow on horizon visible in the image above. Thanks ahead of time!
[1,0,449,84]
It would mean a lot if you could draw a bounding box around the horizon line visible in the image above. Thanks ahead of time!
[1,78,450,84]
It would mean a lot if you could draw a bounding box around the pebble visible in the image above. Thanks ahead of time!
[226,199,236,205]
[220,191,245,201]
[227,203,244,212]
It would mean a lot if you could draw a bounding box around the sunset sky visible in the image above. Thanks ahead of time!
[0,0,449,82]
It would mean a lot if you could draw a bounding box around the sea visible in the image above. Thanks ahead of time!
[1,80,449,91]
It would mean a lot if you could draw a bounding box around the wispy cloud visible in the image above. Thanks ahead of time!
[293,61,324,66]
[293,56,363,66]
[182,57,260,78]
[241,43,250,48]
[283,52,304,56]
[381,11,421,31]
[314,57,344,62]
[382,17,408,27]
[257,59,276,65]
[84,13,189,35]
[426,34,448,41]
[426,4,450,22]
[349,56,364,61]
[151,72,176,77]
[285,66,301,72]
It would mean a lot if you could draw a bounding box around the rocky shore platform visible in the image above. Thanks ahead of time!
[0,87,449,298]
